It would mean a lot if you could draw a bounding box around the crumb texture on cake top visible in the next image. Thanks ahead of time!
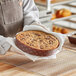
[16,30,59,50]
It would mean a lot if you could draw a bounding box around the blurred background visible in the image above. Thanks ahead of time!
[35,0,76,34]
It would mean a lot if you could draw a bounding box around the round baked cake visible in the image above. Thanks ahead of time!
[15,30,59,56]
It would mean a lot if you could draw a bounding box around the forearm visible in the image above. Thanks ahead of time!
[23,0,40,26]
[22,0,50,32]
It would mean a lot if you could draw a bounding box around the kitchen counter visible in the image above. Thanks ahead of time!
[0,38,76,76]
[0,62,41,76]
[0,52,42,76]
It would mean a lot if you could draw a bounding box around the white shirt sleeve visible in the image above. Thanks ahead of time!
[0,36,11,55]
[23,0,40,25]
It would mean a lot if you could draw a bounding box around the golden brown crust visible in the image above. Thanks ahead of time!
[15,30,59,56]
[53,26,69,34]
[51,14,56,20]
[56,9,71,18]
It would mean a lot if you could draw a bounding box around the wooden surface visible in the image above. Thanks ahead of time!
[0,52,42,76]
[0,62,41,76]
[0,40,76,76]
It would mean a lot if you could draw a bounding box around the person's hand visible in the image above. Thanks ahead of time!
[23,22,51,33]
[0,35,11,55]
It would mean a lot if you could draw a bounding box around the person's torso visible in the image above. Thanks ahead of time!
[0,0,23,37]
